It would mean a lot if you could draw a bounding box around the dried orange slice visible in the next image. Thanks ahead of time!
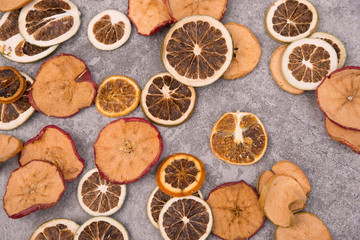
[0,66,26,104]
[141,72,196,126]
[156,153,206,197]
[210,111,268,165]
[30,219,80,240]
[95,75,140,117]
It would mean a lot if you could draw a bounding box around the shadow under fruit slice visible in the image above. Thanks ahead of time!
[275,212,332,240]
[0,134,22,162]
[95,117,163,184]
[257,170,274,195]
[206,181,265,240]
[77,168,126,217]
[0,66,26,104]
[3,160,66,219]
[141,72,196,126]
[317,66,360,131]
[29,53,97,118]
[19,125,85,182]
[159,196,213,240]
[30,219,80,240]
[0,0,33,12]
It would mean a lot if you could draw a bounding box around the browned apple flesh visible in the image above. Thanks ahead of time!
[0,134,22,162]
[257,170,274,195]
[0,0,33,12]
[3,160,66,218]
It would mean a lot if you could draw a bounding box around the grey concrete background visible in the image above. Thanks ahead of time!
[0,0,359,239]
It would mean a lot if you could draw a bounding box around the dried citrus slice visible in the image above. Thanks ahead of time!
[265,0,319,43]
[0,134,22,162]
[166,0,228,22]
[0,66,26,104]
[141,72,196,126]
[95,117,163,184]
[77,168,126,216]
[18,0,81,47]
[156,153,206,197]
[0,0,33,12]
[222,22,261,80]
[74,217,129,240]
[147,186,203,229]
[317,67,360,130]
[3,160,66,219]
[30,219,80,240]
[210,111,268,165]
[95,75,140,117]
[282,38,338,90]
[206,181,265,239]
[88,10,131,51]
[159,196,213,240]
[162,15,233,87]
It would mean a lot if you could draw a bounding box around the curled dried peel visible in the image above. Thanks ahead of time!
[0,134,22,162]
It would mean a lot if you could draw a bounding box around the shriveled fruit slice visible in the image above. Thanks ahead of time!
[317,66,360,130]
[156,153,206,197]
[210,111,268,165]
[141,72,196,126]
[30,219,80,240]
[0,9,58,63]
[0,134,22,162]
[74,216,129,240]
[0,72,35,130]
[18,0,81,47]
[147,186,203,229]
[77,168,126,216]
[0,0,33,12]
[162,15,233,87]
[95,117,163,184]
[19,125,85,182]
[88,10,131,51]
[29,53,97,118]
[166,0,227,22]
[275,212,332,240]
[206,181,264,240]
[0,66,26,104]
[95,75,140,117]
[128,0,172,36]
[270,45,304,94]
[259,175,307,227]
[159,196,213,240]
[257,170,275,195]
[3,160,66,219]
[222,22,261,80]
[310,32,347,69]
[265,0,318,43]
[282,38,338,90]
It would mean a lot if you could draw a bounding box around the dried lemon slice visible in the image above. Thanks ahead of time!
[210,111,268,165]
[0,66,26,104]
[30,219,80,240]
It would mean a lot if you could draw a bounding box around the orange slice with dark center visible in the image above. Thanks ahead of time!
[0,66,26,104]
[30,219,80,240]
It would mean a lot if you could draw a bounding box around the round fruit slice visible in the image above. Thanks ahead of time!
[275,212,332,240]
[77,168,126,216]
[257,170,275,195]
[310,32,347,69]
[88,10,131,51]
[3,160,66,219]
[141,72,196,126]
[162,15,233,87]
[206,181,265,240]
[282,38,338,90]
[147,186,203,229]
[270,45,304,94]
[30,219,80,240]
[95,117,163,184]
[0,72,35,130]
[317,66,360,130]
[18,0,81,47]
[95,75,140,117]
[159,196,213,240]
[265,0,319,43]
[0,134,22,162]
[222,22,261,80]
[156,153,206,197]
[210,111,268,165]
[0,0,33,12]
[0,66,26,104]
[166,0,228,22]
[74,216,129,240]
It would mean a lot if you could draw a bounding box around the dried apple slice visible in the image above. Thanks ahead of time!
[0,0,33,12]
[30,219,80,240]
[19,125,85,182]
[257,170,274,195]
[3,160,66,219]
[0,134,22,162]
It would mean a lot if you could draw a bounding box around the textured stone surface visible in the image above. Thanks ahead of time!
[0,0,359,239]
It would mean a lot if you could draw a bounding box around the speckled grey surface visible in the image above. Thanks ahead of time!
[0,0,359,239]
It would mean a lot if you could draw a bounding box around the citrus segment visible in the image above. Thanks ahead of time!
[156,153,206,197]
[0,66,26,104]
[0,0,34,12]
[0,134,22,162]
[30,219,80,240]
[210,111,268,165]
